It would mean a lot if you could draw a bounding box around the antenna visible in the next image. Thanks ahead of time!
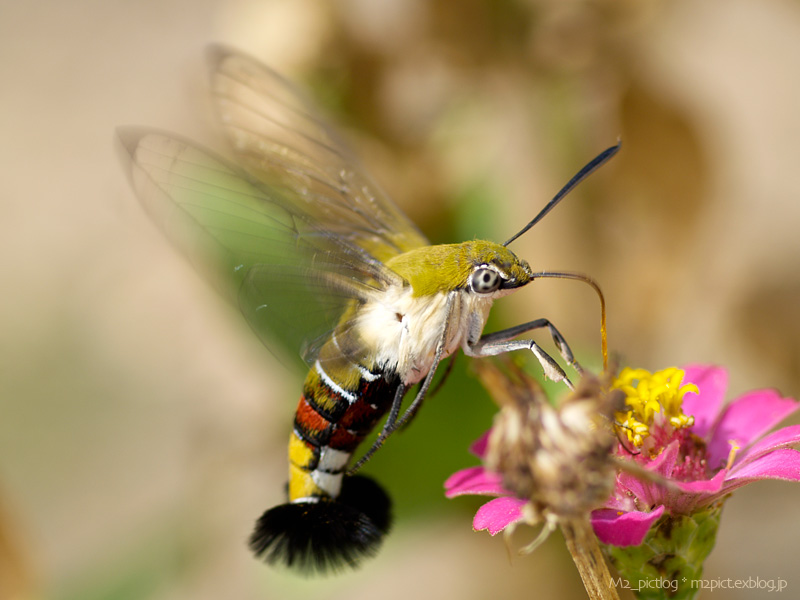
[502,141,621,247]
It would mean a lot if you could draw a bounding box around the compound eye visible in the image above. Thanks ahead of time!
[471,268,501,294]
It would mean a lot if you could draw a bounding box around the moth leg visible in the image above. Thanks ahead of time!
[347,383,405,475]
[467,338,573,389]
[348,292,457,474]
[479,318,583,373]
[466,318,581,389]
[427,353,457,401]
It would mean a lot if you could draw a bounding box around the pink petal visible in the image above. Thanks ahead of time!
[735,424,800,467]
[612,471,655,509]
[674,468,727,494]
[444,466,506,497]
[473,496,527,535]
[470,430,491,459]
[645,440,681,479]
[611,442,681,509]
[706,390,800,471]
[727,448,800,483]
[650,470,729,514]
[681,365,728,438]
[591,505,665,547]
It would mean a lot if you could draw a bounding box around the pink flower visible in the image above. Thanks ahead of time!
[445,365,800,547]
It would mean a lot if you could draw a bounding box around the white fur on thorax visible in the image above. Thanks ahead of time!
[356,284,495,384]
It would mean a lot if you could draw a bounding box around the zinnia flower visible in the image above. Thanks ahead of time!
[446,364,800,549]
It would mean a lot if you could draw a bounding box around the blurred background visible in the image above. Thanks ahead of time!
[2,0,800,598]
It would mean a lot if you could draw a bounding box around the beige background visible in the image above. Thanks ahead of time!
[2,1,800,598]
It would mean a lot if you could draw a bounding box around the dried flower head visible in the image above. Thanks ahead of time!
[465,360,622,545]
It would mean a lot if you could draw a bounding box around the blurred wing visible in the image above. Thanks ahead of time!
[117,130,404,367]
[207,45,429,262]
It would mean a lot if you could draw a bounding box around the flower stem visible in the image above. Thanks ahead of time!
[562,519,619,600]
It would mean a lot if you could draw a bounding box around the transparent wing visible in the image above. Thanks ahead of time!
[207,45,429,262]
[117,130,404,367]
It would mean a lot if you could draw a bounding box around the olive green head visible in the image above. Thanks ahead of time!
[385,240,533,297]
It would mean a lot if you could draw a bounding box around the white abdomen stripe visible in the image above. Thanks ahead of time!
[314,360,357,404]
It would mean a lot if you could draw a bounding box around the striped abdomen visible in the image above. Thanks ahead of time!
[289,356,400,502]
[249,337,399,572]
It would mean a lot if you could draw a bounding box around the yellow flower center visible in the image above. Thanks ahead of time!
[612,367,697,447]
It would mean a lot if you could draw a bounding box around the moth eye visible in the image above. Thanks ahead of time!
[470,268,501,294]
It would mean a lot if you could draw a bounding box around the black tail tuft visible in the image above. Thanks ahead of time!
[249,475,392,574]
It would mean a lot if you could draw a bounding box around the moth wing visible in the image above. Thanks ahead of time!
[207,45,429,262]
[117,130,401,368]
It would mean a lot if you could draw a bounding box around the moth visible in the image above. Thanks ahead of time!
[118,46,617,574]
